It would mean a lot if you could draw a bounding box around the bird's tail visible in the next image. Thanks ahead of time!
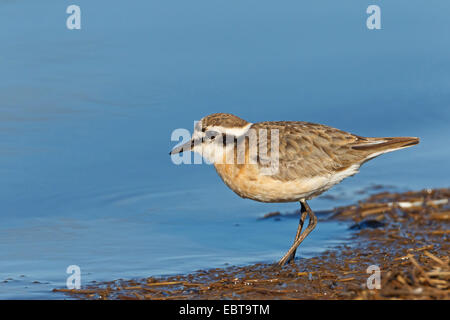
[352,136,419,159]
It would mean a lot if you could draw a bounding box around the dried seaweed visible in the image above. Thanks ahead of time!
[54,188,449,300]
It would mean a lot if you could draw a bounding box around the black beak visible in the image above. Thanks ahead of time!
[169,139,195,155]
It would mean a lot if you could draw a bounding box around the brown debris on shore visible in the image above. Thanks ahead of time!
[54,188,449,300]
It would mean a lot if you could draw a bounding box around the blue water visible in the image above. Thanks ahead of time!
[0,0,449,299]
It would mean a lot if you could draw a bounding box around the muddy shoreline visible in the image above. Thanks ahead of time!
[55,188,449,300]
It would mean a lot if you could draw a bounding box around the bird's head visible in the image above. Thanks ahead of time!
[169,113,252,163]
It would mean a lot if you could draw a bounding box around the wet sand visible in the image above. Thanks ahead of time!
[54,188,449,300]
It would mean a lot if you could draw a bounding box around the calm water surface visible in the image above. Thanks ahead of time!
[0,1,449,298]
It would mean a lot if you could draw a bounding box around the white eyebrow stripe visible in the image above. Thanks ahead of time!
[208,123,253,137]
[192,130,205,140]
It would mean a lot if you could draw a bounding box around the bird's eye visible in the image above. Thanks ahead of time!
[206,130,219,140]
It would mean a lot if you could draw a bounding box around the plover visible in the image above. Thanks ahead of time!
[170,113,419,266]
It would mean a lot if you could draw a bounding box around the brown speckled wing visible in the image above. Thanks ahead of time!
[250,121,371,181]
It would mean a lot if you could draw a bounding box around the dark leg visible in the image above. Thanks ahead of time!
[277,200,317,266]
[285,202,308,264]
